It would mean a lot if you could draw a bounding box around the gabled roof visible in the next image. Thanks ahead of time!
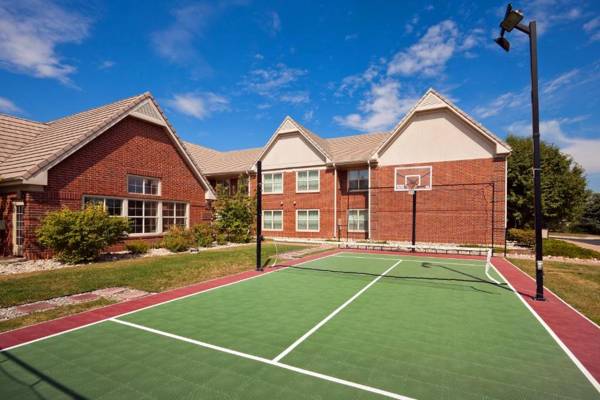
[185,142,262,175]
[372,88,511,159]
[0,93,216,199]
[255,116,334,164]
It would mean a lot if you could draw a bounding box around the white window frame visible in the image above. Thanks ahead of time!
[262,210,283,231]
[262,172,284,194]
[81,196,190,237]
[12,201,24,256]
[296,169,320,193]
[127,199,159,235]
[348,209,368,232]
[162,201,190,232]
[127,175,161,196]
[348,169,369,192]
[296,209,320,232]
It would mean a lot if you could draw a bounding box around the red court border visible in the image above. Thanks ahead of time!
[491,257,600,383]
[0,249,339,350]
[1,249,598,387]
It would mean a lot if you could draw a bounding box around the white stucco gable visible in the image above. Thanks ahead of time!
[255,116,331,170]
[374,89,511,165]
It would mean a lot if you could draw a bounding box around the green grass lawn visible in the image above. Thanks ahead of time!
[508,258,600,324]
[0,243,307,308]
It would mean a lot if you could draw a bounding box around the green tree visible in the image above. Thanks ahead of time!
[213,177,256,243]
[577,193,600,234]
[507,135,588,230]
[37,205,130,263]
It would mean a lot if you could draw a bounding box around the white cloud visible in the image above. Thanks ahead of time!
[404,15,419,35]
[303,109,314,121]
[474,90,528,118]
[388,20,458,77]
[98,60,115,70]
[279,91,309,104]
[507,118,600,173]
[0,96,22,114]
[336,64,381,97]
[0,0,90,83]
[344,33,358,41]
[523,0,584,35]
[334,80,417,131]
[243,63,309,104]
[543,69,579,95]
[151,3,214,65]
[583,16,600,42]
[254,53,264,60]
[268,11,281,35]
[166,92,229,120]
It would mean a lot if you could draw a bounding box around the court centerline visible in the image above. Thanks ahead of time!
[272,260,402,363]
[109,318,415,400]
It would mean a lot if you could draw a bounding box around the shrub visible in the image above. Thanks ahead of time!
[193,223,215,248]
[37,205,130,263]
[161,226,194,252]
[507,228,535,248]
[126,241,149,255]
[213,180,255,243]
[543,239,600,259]
[216,233,228,245]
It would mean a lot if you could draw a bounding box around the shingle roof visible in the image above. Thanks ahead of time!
[0,93,148,180]
[184,142,262,175]
[184,131,391,175]
[0,115,46,165]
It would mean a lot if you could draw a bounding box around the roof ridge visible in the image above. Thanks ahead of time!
[46,92,149,124]
[0,112,47,126]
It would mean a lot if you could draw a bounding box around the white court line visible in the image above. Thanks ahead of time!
[501,258,600,331]
[110,318,414,400]
[272,260,402,363]
[488,262,600,393]
[1,252,341,352]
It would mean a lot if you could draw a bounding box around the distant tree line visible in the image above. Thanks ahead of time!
[506,135,598,233]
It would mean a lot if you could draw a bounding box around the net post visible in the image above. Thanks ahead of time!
[256,160,262,272]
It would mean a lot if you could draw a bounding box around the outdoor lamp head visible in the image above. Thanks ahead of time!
[495,36,510,52]
[500,4,524,32]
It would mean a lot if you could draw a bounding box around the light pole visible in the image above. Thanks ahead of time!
[495,3,544,301]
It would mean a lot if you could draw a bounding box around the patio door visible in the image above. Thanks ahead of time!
[12,202,24,256]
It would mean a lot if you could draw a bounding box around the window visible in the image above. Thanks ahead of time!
[263,210,283,231]
[348,169,369,191]
[348,209,368,232]
[83,197,123,216]
[296,210,319,232]
[128,175,160,195]
[296,170,320,192]
[163,202,187,231]
[128,200,158,234]
[263,173,283,194]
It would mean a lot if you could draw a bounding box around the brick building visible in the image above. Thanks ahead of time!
[0,89,510,259]
[0,93,215,258]
[186,89,511,247]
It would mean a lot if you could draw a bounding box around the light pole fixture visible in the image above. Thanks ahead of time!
[495,3,545,301]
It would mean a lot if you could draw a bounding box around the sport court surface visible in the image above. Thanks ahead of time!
[1,251,599,399]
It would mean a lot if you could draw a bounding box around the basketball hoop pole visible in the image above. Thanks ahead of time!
[411,190,417,252]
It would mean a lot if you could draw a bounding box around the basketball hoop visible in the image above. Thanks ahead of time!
[394,166,432,193]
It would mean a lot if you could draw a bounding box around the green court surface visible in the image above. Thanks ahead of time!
[1,252,599,399]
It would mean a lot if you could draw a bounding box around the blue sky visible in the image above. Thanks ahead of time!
[1,0,599,190]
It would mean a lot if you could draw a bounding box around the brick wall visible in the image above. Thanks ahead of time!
[370,158,506,245]
[248,157,506,246]
[8,116,210,259]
